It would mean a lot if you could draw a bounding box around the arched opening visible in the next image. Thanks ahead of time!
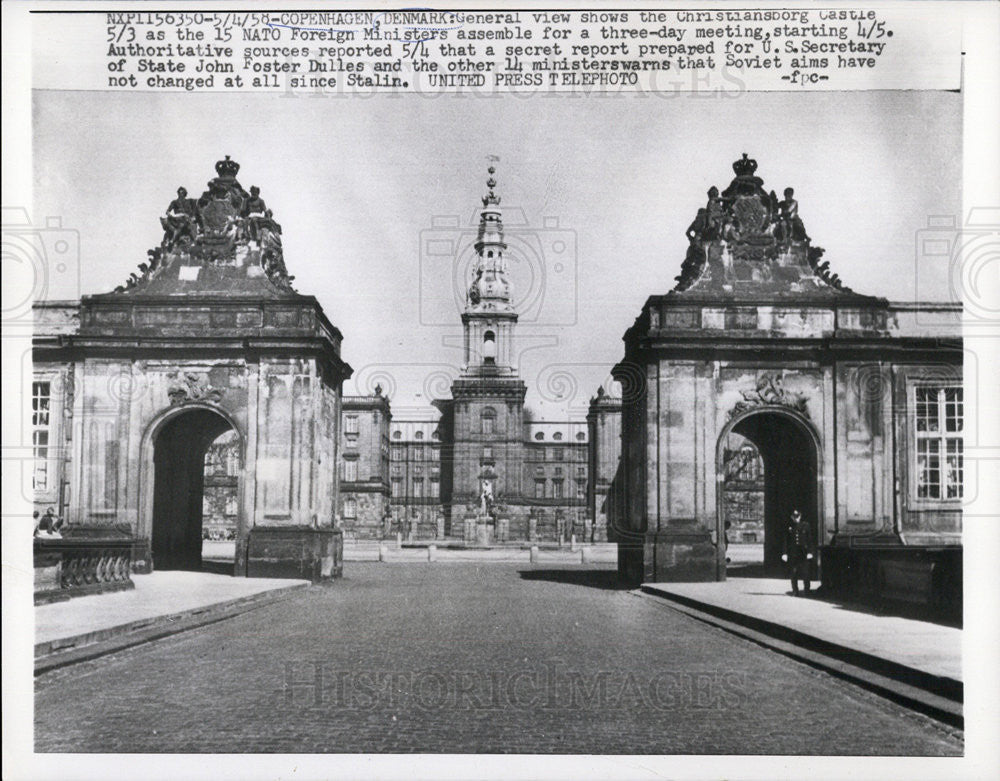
[151,407,240,572]
[719,410,819,577]
[482,330,497,364]
[481,406,496,435]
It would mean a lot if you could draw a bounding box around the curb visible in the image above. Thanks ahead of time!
[638,585,963,730]
[35,582,309,675]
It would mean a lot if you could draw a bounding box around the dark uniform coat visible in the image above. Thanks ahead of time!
[783,519,813,564]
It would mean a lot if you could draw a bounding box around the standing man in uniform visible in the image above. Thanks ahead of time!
[781,508,814,596]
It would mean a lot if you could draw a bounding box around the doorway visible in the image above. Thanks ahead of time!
[151,408,240,572]
[720,411,818,577]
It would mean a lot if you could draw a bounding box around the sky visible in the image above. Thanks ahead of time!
[32,89,961,418]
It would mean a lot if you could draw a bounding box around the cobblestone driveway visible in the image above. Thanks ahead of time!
[35,563,962,754]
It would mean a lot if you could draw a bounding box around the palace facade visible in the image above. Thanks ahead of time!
[335,167,612,543]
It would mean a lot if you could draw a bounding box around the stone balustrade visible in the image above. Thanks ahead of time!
[34,526,135,604]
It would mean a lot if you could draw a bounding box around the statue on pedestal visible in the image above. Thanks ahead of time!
[777,187,809,243]
[242,185,268,243]
[160,187,198,249]
[479,479,495,518]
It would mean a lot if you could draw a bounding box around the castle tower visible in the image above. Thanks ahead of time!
[461,162,517,373]
[449,160,528,534]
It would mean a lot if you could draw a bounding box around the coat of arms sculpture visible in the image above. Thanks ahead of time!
[672,154,854,297]
[114,156,294,293]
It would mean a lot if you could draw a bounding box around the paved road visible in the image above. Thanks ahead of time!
[35,563,962,754]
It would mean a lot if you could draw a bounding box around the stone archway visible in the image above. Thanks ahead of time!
[150,407,240,571]
[718,409,820,577]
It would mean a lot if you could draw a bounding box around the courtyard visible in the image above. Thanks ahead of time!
[35,562,962,755]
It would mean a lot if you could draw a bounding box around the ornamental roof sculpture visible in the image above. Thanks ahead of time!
[111,156,295,296]
[670,154,875,301]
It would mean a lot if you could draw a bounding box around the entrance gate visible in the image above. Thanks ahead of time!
[151,408,238,571]
[718,410,820,577]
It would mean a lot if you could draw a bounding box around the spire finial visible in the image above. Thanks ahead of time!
[483,155,501,206]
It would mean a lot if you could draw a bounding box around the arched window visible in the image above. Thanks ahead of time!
[535,432,544,441]
[553,432,563,441]
[392,430,402,440]
[576,432,586,441]
[481,407,496,435]
[414,430,424,440]
[482,330,496,364]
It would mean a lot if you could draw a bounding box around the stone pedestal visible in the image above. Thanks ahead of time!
[246,526,343,581]
[528,518,538,542]
[643,531,718,582]
[495,518,509,543]
[476,523,491,547]
[463,518,477,544]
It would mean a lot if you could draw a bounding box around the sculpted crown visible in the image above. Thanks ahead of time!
[215,155,240,179]
[732,153,758,177]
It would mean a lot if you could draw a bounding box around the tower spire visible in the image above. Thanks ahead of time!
[467,156,513,313]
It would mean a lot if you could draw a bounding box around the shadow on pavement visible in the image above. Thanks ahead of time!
[517,569,632,591]
[729,577,962,628]
[807,590,962,629]
[200,559,236,576]
[726,563,785,579]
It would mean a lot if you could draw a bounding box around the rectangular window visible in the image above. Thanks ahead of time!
[552,480,564,499]
[32,381,52,492]
[343,498,357,519]
[553,448,564,462]
[343,460,358,482]
[535,480,546,499]
[344,415,359,435]
[391,446,403,460]
[430,447,440,461]
[412,446,423,460]
[430,478,439,498]
[413,478,424,498]
[391,478,403,497]
[483,447,493,460]
[914,386,963,500]
[482,415,495,435]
